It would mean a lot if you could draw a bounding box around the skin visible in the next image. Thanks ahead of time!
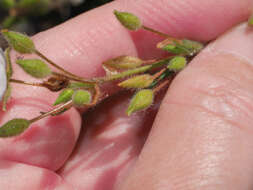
[0,0,253,189]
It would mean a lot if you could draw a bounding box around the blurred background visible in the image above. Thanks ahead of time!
[0,0,113,34]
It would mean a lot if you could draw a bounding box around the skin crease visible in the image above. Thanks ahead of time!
[0,0,253,189]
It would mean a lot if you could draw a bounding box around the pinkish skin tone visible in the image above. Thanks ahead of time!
[0,0,253,189]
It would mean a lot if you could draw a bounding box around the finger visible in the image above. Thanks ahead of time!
[58,91,163,189]
[0,160,73,190]
[1,0,251,172]
[119,23,253,190]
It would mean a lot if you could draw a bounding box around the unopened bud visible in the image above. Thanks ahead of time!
[119,74,154,89]
[157,38,203,56]
[114,10,142,30]
[167,56,187,72]
[72,90,91,107]
[1,30,35,54]
[127,89,154,116]
[16,59,51,78]
[53,89,74,106]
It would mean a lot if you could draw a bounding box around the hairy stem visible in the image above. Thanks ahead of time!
[10,78,44,87]
[142,26,170,38]
[35,50,89,81]
[29,100,73,123]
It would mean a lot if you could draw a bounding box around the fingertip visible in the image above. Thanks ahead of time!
[0,101,81,171]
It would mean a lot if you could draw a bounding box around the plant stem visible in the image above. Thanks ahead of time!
[10,78,45,87]
[94,57,172,83]
[35,50,87,81]
[29,100,73,123]
[153,80,170,93]
[51,72,95,85]
[142,26,170,38]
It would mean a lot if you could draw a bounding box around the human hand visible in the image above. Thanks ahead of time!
[0,0,252,189]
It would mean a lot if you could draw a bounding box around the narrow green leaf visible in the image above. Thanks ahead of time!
[53,89,74,106]
[127,89,154,116]
[68,82,95,89]
[16,59,51,78]
[72,90,91,107]
[114,10,142,30]
[0,118,30,137]
[167,56,187,72]
[119,74,154,89]
[1,30,35,54]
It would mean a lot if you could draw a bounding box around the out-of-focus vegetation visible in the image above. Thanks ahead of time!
[0,0,113,34]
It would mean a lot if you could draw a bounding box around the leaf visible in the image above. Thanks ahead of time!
[114,10,142,30]
[167,56,187,72]
[68,82,95,90]
[53,89,74,106]
[127,89,154,116]
[72,90,91,107]
[1,30,35,54]
[16,59,51,78]
[118,74,154,89]
[0,118,30,137]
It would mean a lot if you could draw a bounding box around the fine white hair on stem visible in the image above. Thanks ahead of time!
[0,48,7,101]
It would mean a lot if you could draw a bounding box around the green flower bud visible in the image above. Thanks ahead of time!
[0,118,30,137]
[53,88,74,106]
[103,56,143,71]
[157,38,203,56]
[119,74,154,89]
[248,13,253,26]
[114,10,142,30]
[157,40,187,55]
[72,90,91,107]
[16,59,51,78]
[1,30,35,54]
[127,89,154,116]
[167,56,187,72]
[181,39,204,56]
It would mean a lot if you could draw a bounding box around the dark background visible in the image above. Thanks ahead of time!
[0,0,113,48]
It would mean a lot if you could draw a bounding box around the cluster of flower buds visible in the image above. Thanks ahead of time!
[0,10,205,138]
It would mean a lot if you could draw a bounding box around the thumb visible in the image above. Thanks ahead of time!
[119,23,253,189]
